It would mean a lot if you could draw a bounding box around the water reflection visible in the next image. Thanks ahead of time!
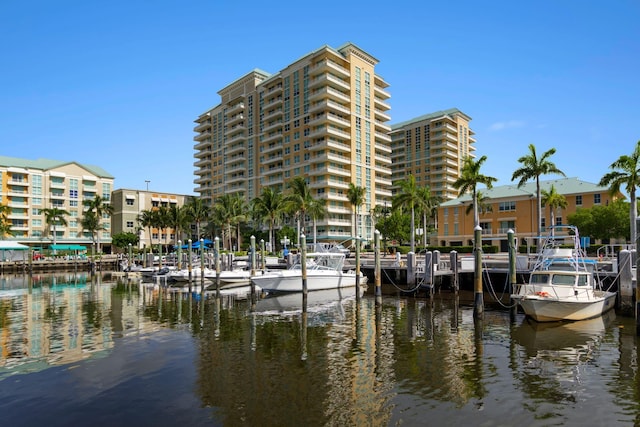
[1,275,640,426]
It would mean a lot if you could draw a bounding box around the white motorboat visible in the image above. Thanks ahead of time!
[251,252,367,293]
[512,225,617,322]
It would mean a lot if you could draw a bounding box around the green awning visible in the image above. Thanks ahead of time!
[49,244,87,251]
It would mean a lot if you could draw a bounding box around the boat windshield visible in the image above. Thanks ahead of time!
[530,273,550,285]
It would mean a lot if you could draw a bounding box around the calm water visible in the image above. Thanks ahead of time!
[1,272,639,426]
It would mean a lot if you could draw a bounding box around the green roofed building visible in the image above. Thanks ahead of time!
[0,155,115,251]
[435,177,624,251]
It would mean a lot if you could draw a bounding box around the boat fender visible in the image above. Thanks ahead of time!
[535,291,549,297]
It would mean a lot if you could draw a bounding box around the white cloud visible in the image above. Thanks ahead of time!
[489,120,525,131]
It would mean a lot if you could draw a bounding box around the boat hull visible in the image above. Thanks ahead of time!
[515,291,617,322]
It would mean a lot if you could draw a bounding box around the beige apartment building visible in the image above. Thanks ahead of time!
[0,155,114,250]
[193,42,393,243]
[436,177,621,251]
[390,108,476,201]
[110,189,192,250]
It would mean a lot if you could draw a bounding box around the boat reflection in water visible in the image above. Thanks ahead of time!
[513,309,616,358]
[255,285,365,314]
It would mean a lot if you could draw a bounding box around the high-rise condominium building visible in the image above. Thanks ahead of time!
[0,156,114,250]
[193,43,393,243]
[389,108,476,201]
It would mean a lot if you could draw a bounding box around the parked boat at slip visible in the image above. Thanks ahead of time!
[511,225,617,322]
[251,252,366,294]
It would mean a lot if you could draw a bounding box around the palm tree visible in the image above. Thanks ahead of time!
[392,175,422,253]
[511,144,565,242]
[43,207,69,250]
[453,156,497,229]
[252,187,286,252]
[155,205,171,253]
[212,193,245,251]
[599,140,640,244]
[541,184,568,235]
[168,205,190,245]
[80,210,100,250]
[185,197,209,239]
[285,177,314,245]
[137,210,155,250]
[417,187,441,247]
[0,203,13,239]
[347,183,366,241]
[307,197,328,246]
[83,195,114,253]
[464,190,492,216]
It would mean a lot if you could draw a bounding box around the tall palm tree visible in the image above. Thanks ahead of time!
[464,190,492,216]
[137,210,155,250]
[307,197,328,246]
[251,187,286,252]
[453,156,497,229]
[511,144,565,242]
[80,210,100,250]
[43,207,69,250]
[212,193,245,251]
[0,203,13,239]
[599,140,640,244]
[83,195,114,253]
[185,197,209,239]
[155,205,171,253]
[347,183,366,241]
[541,184,568,234]
[392,175,422,253]
[285,177,313,245]
[168,205,190,245]
[417,187,441,247]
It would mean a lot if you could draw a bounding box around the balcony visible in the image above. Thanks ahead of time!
[263,107,283,121]
[194,139,212,151]
[225,124,245,137]
[261,131,283,144]
[226,102,244,115]
[194,130,212,141]
[226,132,246,145]
[225,162,245,174]
[374,85,391,100]
[194,120,211,133]
[374,108,391,122]
[262,141,283,155]
[375,142,392,155]
[375,131,391,143]
[7,187,29,196]
[262,119,283,134]
[9,179,29,187]
[309,86,350,104]
[264,96,283,107]
[226,113,244,127]
[374,97,391,111]
[262,155,282,166]
[312,59,350,78]
[225,174,246,185]
[225,143,245,156]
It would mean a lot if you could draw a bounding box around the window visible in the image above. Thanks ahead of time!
[576,195,582,206]
[594,193,601,204]
[126,199,134,206]
[126,221,134,228]
[499,201,516,211]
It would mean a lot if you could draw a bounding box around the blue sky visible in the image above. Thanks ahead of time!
[1,1,638,196]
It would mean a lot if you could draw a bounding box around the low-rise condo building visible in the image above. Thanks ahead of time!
[0,155,114,251]
[436,177,621,251]
[110,189,193,250]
